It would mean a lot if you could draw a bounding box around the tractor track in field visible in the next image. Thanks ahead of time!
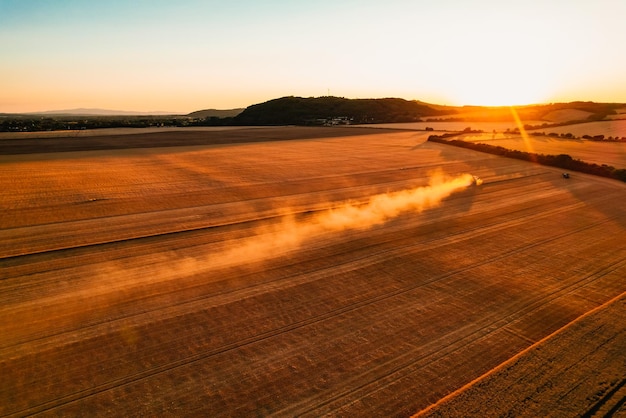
[581,377,626,417]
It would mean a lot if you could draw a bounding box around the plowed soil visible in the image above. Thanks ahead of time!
[1,127,625,417]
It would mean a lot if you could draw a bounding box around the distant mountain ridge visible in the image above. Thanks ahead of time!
[25,108,179,116]
[187,108,245,118]
[4,98,624,133]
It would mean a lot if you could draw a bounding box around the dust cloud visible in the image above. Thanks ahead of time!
[218,171,475,266]
[32,171,476,317]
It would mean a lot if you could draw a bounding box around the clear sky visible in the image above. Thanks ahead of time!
[1,0,625,113]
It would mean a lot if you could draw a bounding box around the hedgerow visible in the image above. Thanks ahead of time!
[428,134,626,183]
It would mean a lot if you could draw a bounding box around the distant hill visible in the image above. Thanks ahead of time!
[540,109,595,123]
[24,108,179,116]
[187,108,245,118]
[4,99,624,134]
[441,101,625,124]
[233,96,454,125]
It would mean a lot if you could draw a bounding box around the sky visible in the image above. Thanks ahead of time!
[1,0,625,113]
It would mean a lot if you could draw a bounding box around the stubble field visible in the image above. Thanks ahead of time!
[1,127,625,416]
[534,119,626,138]
[460,132,626,169]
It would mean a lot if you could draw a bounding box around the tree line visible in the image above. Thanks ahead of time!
[428,134,626,182]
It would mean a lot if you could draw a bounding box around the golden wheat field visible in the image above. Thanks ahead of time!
[460,132,626,168]
[535,119,626,139]
[353,121,546,132]
[1,127,625,416]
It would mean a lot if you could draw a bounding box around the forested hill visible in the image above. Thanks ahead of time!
[233,96,454,125]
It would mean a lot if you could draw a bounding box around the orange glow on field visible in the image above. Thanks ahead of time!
[509,106,536,158]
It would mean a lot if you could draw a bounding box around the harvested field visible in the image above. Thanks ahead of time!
[541,108,594,123]
[416,293,626,417]
[0,126,253,140]
[0,126,399,155]
[353,121,545,132]
[607,106,626,120]
[366,119,626,140]
[460,133,626,168]
[1,127,625,417]
[531,119,626,139]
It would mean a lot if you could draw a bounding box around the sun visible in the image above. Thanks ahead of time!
[448,65,552,107]
[439,19,557,107]
[453,80,547,107]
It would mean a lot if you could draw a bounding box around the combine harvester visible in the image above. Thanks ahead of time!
[471,175,483,186]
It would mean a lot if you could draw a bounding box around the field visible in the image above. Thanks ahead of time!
[533,119,626,139]
[353,121,546,132]
[540,108,594,123]
[0,126,252,140]
[459,132,626,168]
[417,294,626,417]
[358,118,626,140]
[1,127,625,416]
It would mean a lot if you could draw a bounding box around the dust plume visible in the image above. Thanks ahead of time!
[219,171,475,265]
[24,171,476,326]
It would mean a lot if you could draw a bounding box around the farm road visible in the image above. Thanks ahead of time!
[1,128,625,416]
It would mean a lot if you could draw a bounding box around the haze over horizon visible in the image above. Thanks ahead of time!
[2,0,625,114]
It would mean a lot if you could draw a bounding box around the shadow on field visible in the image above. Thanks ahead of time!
[544,170,626,229]
[418,137,626,229]
[0,127,404,155]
